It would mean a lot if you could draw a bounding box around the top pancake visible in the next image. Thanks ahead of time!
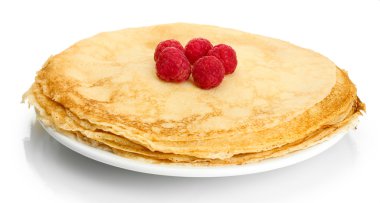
[37,23,336,136]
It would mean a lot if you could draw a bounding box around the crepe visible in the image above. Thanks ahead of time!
[24,23,365,165]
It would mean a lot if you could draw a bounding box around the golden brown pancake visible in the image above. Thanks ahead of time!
[24,23,365,165]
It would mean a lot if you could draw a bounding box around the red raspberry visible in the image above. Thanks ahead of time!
[192,56,225,89]
[154,39,184,61]
[156,47,191,82]
[207,44,237,74]
[184,38,213,64]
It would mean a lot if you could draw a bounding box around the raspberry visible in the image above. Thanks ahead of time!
[184,38,213,64]
[154,39,184,61]
[207,44,237,74]
[156,47,191,82]
[192,56,225,89]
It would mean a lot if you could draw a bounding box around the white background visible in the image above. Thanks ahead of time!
[1,0,380,202]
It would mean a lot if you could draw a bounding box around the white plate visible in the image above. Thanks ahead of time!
[40,121,349,177]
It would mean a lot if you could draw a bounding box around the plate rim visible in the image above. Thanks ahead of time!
[40,121,350,177]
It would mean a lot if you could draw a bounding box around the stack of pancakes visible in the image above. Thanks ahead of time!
[24,23,364,165]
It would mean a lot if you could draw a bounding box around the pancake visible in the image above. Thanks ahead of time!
[24,23,365,165]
